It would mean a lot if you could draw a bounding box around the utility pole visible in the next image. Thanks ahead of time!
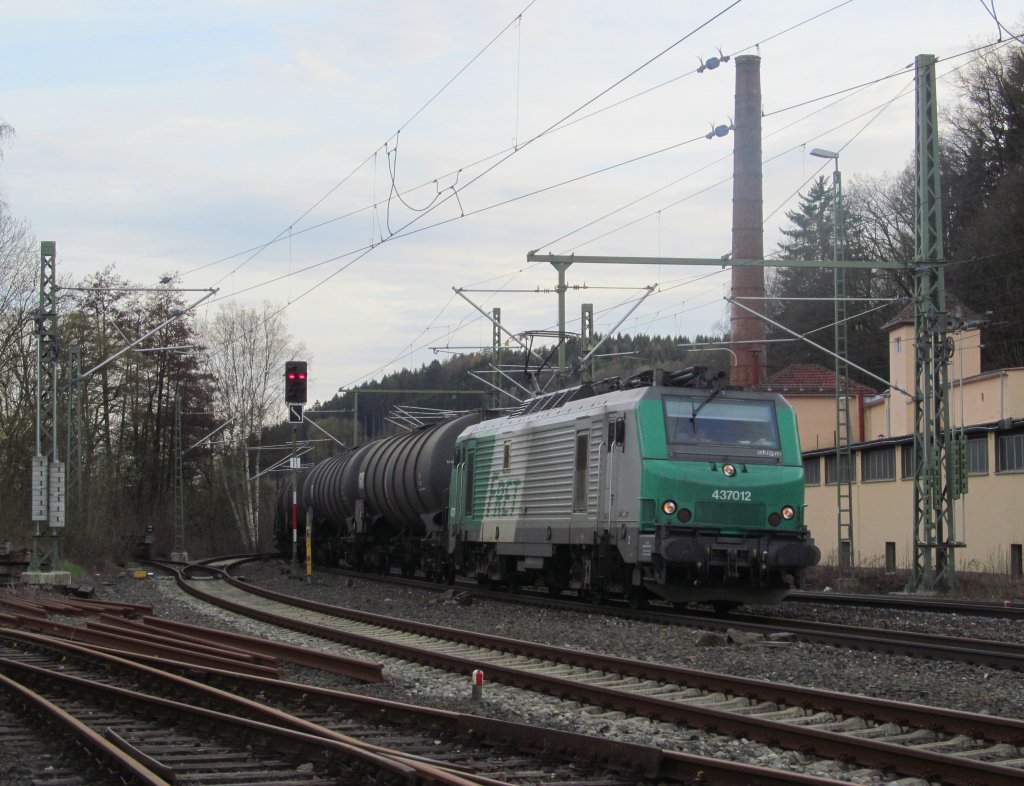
[580,303,595,384]
[65,345,83,519]
[172,394,187,561]
[811,147,855,575]
[26,241,69,585]
[910,54,963,591]
[491,307,502,408]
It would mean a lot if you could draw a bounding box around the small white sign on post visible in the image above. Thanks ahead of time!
[48,461,66,528]
[31,456,48,521]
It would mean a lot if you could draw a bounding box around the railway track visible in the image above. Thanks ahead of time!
[0,593,842,785]
[785,589,1024,619]
[312,565,1024,669]
[164,559,1024,785]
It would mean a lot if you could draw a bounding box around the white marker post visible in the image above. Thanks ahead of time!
[471,669,484,702]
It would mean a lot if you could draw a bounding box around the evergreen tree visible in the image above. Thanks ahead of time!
[766,176,890,384]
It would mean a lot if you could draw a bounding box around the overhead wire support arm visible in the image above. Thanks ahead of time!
[302,416,347,450]
[185,415,238,455]
[573,285,656,374]
[470,371,525,404]
[727,297,911,398]
[452,287,548,368]
[78,289,219,382]
[525,251,906,270]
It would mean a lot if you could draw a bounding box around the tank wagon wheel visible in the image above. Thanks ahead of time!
[625,588,649,610]
[579,586,606,605]
[711,600,741,615]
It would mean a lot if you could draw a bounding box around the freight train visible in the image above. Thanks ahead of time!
[274,367,820,609]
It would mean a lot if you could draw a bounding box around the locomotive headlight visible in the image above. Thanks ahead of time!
[781,505,796,520]
[662,500,678,515]
[722,463,736,477]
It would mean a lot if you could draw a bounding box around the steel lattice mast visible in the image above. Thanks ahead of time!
[910,54,964,591]
[29,241,66,575]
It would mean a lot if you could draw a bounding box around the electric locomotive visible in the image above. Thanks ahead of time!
[275,367,819,609]
[447,368,818,608]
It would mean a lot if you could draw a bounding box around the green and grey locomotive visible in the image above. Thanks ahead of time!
[275,367,819,609]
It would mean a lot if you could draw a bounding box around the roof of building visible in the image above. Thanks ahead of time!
[752,363,878,396]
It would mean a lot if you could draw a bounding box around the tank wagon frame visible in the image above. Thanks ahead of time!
[276,368,820,609]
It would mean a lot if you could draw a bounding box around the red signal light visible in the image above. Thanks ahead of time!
[284,361,308,404]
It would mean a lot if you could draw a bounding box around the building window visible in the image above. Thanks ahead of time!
[862,446,896,482]
[967,435,988,475]
[803,457,821,486]
[900,444,916,480]
[997,432,1024,473]
[825,453,856,485]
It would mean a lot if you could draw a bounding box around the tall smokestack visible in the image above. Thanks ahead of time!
[730,54,767,387]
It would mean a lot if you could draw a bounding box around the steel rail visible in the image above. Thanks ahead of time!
[0,670,172,785]
[785,589,1024,619]
[175,568,1024,785]
[0,652,482,786]
[0,627,841,785]
[323,567,1024,669]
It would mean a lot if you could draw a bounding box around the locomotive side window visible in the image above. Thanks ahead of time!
[573,431,589,512]
[607,417,626,451]
[503,442,511,471]
[664,396,779,451]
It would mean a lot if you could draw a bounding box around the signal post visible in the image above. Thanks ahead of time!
[285,361,307,576]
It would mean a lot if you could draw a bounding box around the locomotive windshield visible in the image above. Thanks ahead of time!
[663,395,780,453]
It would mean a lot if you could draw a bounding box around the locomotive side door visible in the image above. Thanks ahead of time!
[601,413,626,527]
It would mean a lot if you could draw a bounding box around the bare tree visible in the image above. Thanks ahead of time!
[0,196,37,539]
[202,303,302,549]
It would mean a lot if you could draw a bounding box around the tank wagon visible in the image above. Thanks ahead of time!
[275,368,820,609]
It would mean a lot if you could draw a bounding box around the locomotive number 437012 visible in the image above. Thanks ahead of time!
[711,489,752,501]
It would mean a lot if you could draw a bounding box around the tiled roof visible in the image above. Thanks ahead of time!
[752,363,877,396]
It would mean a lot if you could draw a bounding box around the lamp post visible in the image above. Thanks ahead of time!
[810,147,854,575]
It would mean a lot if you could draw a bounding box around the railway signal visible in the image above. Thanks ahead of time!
[285,361,307,404]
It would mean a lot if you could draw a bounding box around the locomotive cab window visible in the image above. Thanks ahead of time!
[663,396,779,457]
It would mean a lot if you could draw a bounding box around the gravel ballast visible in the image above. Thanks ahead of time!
[92,561,1024,785]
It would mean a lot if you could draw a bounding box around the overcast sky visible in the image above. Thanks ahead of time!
[2,0,1022,405]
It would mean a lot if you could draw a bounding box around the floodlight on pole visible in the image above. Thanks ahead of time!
[809,147,839,160]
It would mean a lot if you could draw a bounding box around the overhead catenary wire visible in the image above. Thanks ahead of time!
[200,9,1019,393]
[207,2,751,367]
